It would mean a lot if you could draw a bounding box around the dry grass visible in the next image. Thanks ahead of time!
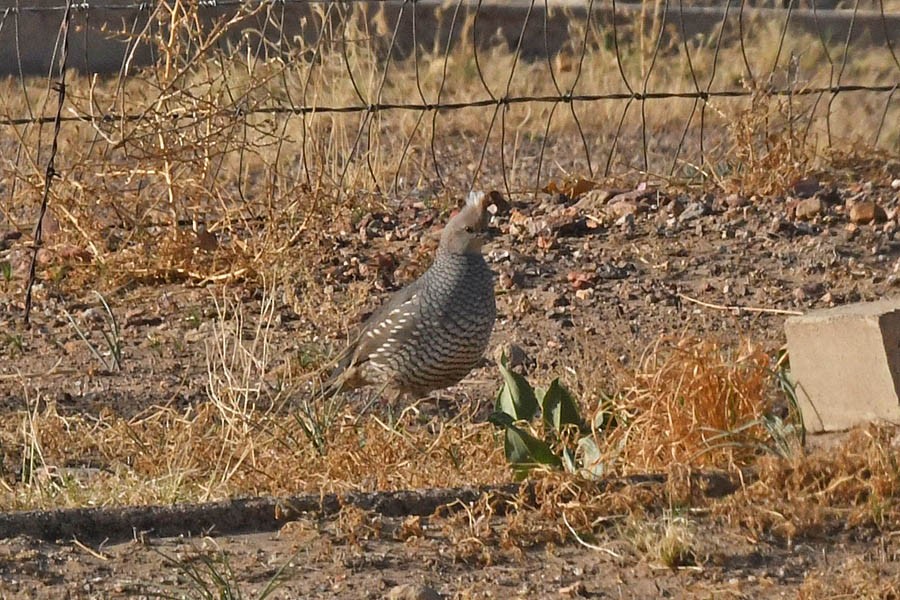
[1,308,781,512]
[0,393,508,510]
[718,424,900,543]
[623,510,699,568]
[577,336,780,474]
[799,557,900,599]
[0,2,896,297]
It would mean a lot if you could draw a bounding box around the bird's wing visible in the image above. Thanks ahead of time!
[331,277,425,373]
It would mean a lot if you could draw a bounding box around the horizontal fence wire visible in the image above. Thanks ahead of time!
[0,85,897,128]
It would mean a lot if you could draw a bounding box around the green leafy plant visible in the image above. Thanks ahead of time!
[489,355,606,480]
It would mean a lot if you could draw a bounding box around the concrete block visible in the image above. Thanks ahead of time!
[785,298,900,432]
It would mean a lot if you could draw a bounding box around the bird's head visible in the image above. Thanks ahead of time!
[439,191,493,255]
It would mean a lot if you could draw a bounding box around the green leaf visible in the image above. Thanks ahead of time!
[495,357,538,421]
[0,261,10,282]
[561,447,577,473]
[541,378,582,433]
[503,423,562,474]
[592,391,625,432]
[577,436,605,478]
[487,410,515,429]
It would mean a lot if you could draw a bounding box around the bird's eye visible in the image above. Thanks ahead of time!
[464,226,474,233]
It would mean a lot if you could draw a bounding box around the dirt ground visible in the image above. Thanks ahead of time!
[1,512,899,599]
[2,169,900,598]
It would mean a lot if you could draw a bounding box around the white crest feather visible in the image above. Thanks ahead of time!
[465,190,486,207]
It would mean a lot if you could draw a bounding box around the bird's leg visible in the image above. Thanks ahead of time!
[383,388,406,429]
[354,380,391,426]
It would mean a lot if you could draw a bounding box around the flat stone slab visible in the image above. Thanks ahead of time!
[785,298,900,433]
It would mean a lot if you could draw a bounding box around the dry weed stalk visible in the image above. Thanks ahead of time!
[206,282,278,433]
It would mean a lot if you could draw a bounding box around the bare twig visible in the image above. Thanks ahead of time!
[677,293,803,316]
[562,512,624,558]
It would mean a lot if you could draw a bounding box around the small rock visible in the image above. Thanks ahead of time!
[559,581,587,597]
[597,262,633,280]
[793,282,825,301]
[794,196,824,221]
[678,201,708,223]
[386,583,442,600]
[769,217,794,233]
[666,197,686,217]
[573,188,617,209]
[725,194,749,209]
[574,288,593,301]
[614,213,634,230]
[80,307,105,325]
[891,178,900,190]
[849,200,887,224]
[55,244,92,263]
[607,189,653,205]
[486,190,510,215]
[546,208,588,236]
[816,187,842,205]
[792,176,820,198]
[567,270,596,290]
[607,200,639,219]
[493,342,530,370]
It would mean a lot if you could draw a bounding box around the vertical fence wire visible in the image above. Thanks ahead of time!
[23,0,71,324]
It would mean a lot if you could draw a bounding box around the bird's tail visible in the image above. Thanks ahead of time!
[316,370,346,400]
[310,338,359,401]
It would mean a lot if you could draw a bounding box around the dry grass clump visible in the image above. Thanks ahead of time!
[622,510,699,569]
[799,556,900,600]
[585,337,778,474]
[0,396,508,510]
[719,424,900,544]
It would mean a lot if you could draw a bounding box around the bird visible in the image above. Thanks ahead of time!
[321,191,497,404]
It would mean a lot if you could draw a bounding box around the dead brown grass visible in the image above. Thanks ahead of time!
[799,556,900,599]
[0,395,508,510]
[0,3,897,300]
[719,424,900,544]
[581,336,777,474]
[0,327,782,513]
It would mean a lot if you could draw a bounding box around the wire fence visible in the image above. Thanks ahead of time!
[0,0,898,298]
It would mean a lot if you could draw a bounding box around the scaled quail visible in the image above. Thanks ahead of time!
[322,191,497,401]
